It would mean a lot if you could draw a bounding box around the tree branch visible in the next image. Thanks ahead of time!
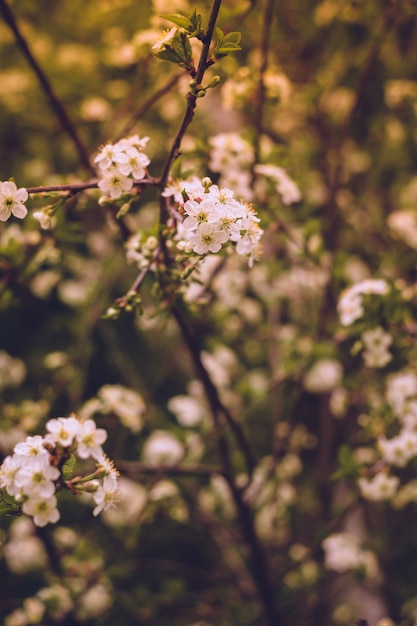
[171,305,283,626]
[25,177,159,195]
[172,305,256,477]
[158,0,223,212]
[0,0,93,173]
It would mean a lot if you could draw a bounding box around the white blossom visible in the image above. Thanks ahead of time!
[22,495,60,527]
[97,168,134,199]
[358,472,399,501]
[142,430,184,465]
[378,429,417,467]
[94,135,151,200]
[322,533,369,573]
[0,351,26,390]
[188,223,229,255]
[303,358,343,394]
[0,181,28,222]
[14,435,48,458]
[45,415,81,447]
[209,133,254,172]
[386,370,417,417]
[361,326,393,368]
[76,419,107,460]
[0,415,118,526]
[168,394,206,426]
[92,474,120,516]
[15,457,60,499]
[338,279,390,326]
[254,164,301,205]
[91,384,146,433]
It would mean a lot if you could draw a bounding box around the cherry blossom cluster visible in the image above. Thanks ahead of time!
[208,132,301,207]
[165,177,263,265]
[254,164,302,206]
[337,278,390,326]
[0,180,28,222]
[0,414,119,527]
[322,532,377,576]
[94,134,151,200]
[357,369,417,503]
[337,278,395,368]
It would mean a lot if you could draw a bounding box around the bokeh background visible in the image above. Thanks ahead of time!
[2,1,417,625]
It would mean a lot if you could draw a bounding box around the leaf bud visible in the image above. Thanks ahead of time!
[207,75,221,88]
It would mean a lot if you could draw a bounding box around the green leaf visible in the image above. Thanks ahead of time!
[0,490,21,517]
[187,6,203,38]
[154,28,193,66]
[161,7,203,38]
[215,26,224,47]
[222,31,242,46]
[214,28,242,59]
[62,454,77,481]
[171,30,192,64]
[160,12,191,30]
[1,489,18,506]
[331,445,359,480]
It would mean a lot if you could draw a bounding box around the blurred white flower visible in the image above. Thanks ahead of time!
[358,472,399,501]
[142,430,184,465]
[338,279,389,326]
[303,358,343,393]
[322,532,370,573]
[0,351,26,390]
[361,326,393,368]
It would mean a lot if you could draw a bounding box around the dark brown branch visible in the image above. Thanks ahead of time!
[158,0,223,218]
[25,177,159,195]
[35,526,62,576]
[0,0,93,173]
[172,305,256,477]
[171,305,282,626]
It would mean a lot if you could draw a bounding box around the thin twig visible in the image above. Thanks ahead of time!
[25,177,159,195]
[0,0,93,173]
[115,73,183,141]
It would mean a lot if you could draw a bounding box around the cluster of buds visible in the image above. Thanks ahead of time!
[94,134,151,200]
[0,414,119,527]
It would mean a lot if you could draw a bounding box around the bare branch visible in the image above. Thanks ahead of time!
[0,0,93,173]
[25,177,160,195]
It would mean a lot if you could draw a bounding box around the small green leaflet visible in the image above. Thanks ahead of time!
[213,28,242,58]
[161,7,203,39]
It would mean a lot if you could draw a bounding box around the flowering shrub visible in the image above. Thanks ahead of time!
[2,1,417,625]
